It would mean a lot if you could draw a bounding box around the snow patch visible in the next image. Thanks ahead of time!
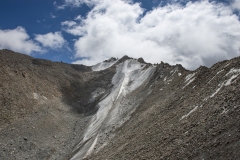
[92,60,118,71]
[183,77,195,89]
[203,97,209,101]
[180,106,198,120]
[32,92,48,105]
[221,107,229,115]
[210,84,223,98]
[170,69,176,75]
[183,73,196,89]
[208,69,224,84]
[210,70,239,98]
[170,67,179,76]
[224,63,230,68]
[178,73,182,76]
[185,73,195,82]
[224,74,238,86]
[33,92,47,100]
[33,92,39,99]
[42,96,47,100]
[226,68,240,76]
[223,68,240,86]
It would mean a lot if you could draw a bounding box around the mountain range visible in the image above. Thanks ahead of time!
[0,49,240,160]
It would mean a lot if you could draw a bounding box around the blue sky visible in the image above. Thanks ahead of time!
[0,0,240,69]
[0,0,91,63]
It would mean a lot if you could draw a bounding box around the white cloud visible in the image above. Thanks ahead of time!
[54,1,67,10]
[232,0,240,10]
[75,15,84,21]
[62,20,86,36]
[35,32,66,49]
[61,21,77,27]
[72,58,101,65]
[50,13,57,18]
[56,0,98,9]
[63,0,99,7]
[0,26,42,55]
[63,0,240,69]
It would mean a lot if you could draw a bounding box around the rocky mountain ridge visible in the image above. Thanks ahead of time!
[0,49,240,160]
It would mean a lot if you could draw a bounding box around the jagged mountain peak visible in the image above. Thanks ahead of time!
[103,57,118,63]
[92,56,148,71]
[118,55,132,62]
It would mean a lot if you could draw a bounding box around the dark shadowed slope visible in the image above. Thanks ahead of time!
[0,49,115,159]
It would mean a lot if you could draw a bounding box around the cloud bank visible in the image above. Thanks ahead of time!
[0,27,42,55]
[62,0,240,69]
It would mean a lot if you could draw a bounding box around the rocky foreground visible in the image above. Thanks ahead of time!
[0,49,240,160]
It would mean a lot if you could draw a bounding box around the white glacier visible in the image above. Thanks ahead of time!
[71,59,156,160]
[92,60,118,71]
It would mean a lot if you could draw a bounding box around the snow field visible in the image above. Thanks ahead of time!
[72,59,156,159]
[92,60,118,71]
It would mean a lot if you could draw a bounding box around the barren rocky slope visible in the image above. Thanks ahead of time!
[88,59,240,160]
[0,49,115,159]
[0,49,240,160]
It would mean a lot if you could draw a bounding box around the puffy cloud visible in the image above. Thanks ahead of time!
[35,32,66,49]
[72,58,101,65]
[0,26,42,55]
[0,27,66,55]
[61,21,77,27]
[232,0,240,10]
[61,21,85,36]
[56,0,98,9]
[64,0,240,69]
[64,0,87,7]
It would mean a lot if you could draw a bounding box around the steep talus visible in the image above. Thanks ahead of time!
[0,49,115,159]
[88,57,240,160]
[1,49,240,160]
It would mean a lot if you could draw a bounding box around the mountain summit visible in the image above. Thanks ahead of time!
[0,49,240,160]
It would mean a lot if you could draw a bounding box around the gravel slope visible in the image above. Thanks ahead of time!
[1,49,240,160]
